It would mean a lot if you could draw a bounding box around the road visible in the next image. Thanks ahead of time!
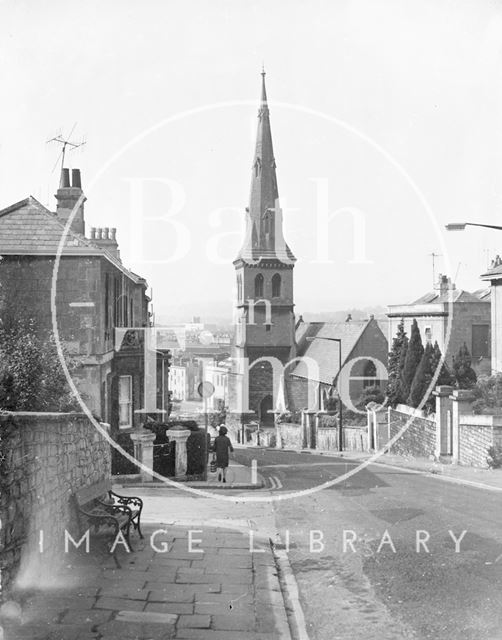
[233,447,502,640]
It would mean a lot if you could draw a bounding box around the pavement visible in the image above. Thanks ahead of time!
[310,449,502,492]
[1,464,291,640]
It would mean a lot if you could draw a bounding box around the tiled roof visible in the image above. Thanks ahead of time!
[0,196,146,285]
[291,320,371,384]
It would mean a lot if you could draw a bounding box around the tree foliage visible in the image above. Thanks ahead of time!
[452,343,477,390]
[359,385,385,407]
[400,319,424,402]
[471,373,502,415]
[387,319,408,406]
[408,341,434,409]
[430,341,454,387]
[0,317,79,412]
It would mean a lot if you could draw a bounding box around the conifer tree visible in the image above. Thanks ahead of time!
[408,341,434,408]
[430,341,454,387]
[452,343,477,389]
[400,319,424,402]
[387,319,408,406]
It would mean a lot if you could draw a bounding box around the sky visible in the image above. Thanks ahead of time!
[2,0,502,321]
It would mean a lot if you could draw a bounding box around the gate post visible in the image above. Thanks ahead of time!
[433,385,453,458]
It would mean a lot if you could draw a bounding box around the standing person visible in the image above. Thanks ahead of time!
[213,426,234,483]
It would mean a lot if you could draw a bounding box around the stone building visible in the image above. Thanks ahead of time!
[387,274,491,376]
[228,71,297,431]
[288,318,388,412]
[481,255,502,374]
[0,167,170,434]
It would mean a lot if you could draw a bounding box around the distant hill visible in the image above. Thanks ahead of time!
[301,306,388,323]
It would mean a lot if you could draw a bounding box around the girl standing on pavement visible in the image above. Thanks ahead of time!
[213,426,234,483]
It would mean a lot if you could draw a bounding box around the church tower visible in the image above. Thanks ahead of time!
[230,70,296,427]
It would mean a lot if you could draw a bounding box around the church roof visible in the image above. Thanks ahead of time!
[236,71,295,265]
[0,196,146,285]
[291,319,377,384]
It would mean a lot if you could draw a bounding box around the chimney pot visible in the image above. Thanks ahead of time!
[60,168,70,189]
[104,227,109,240]
[96,228,102,240]
[71,169,82,189]
[90,227,96,239]
[110,228,116,241]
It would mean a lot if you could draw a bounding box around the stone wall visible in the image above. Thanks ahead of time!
[458,415,502,468]
[276,422,303,449]
[344,426,368,451]
[317,427,339,451]
[0,412,111,594]
[388,408,436,457]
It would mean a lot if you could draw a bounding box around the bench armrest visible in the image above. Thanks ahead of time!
[109,490,143,511]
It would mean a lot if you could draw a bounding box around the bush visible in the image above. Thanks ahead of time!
[487,446,502,469]
[359,385,385,407]
[471,374,502,414]
[0,317,80,411]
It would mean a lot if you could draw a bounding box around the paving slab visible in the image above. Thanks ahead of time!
[4,507,291,640]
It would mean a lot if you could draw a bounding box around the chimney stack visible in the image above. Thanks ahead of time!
[90,226,120,260]
[55,166,86,236]
[438,274,455,295]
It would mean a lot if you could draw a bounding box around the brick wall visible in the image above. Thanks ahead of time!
[0,412,111,595]
[388,408,436,457]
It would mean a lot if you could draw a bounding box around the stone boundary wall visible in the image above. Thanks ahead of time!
[0,412,111,595]
[458,415,502,468]
[344,426,368,452]
[388,408,436,457]
[276,422,302,449]
[317,427,339,452]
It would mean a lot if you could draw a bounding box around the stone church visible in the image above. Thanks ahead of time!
[228,71,297,436]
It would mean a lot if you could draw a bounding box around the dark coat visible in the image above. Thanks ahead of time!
[213,434,233,468]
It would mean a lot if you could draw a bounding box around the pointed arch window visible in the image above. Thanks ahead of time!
[254,157,261,177]
[272,273,281,297]
[255,273,264,298]
[237,274,243,302]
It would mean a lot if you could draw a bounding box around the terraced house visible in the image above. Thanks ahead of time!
[0,167,170,439]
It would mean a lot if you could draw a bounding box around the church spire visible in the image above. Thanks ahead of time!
[238,70,295,263]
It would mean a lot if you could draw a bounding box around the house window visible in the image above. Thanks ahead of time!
[265,324,271,332]
[272,273,281,297]
[363,360,378,388]
[255,273,264,298]
[424,326,432,342]
[472,324,490,357]
[118,375,132,428]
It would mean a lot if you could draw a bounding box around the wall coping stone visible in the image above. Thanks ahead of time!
[459,414,502,427]
[0,411,88,421]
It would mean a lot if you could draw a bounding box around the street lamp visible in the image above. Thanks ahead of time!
[446,222,502,232]
[306,336,343,451]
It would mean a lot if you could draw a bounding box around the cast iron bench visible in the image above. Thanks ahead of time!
[73,479,144,552]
